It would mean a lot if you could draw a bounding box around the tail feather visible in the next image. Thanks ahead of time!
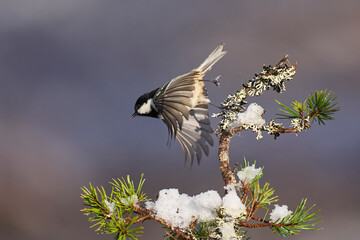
[196,43,227,74]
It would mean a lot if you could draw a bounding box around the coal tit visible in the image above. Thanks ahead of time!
[131,44,226,164]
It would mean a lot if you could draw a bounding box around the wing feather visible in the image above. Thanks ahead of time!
[162,98,192,107]
[152,44,226,163]
[163,106,183,130]
[163,109,179,135]
[163,102,190,121]
[176,131,195,163]
[161,110,176,143]
[164,85,195,94]
[177,130,202,164]
[163,92,193,98]
[172,104,214,165]
[181,127,209,156]
[177,133,192,161]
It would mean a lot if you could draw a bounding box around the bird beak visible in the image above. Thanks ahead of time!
[130,112,138,119]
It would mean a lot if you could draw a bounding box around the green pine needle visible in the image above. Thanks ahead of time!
[270,199,322,236]
[275,89,339,125]
[81,175,147,239]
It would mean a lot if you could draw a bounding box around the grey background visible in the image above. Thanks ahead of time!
[1,1,359,239]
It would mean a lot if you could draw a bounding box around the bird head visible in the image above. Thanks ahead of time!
[131,93,154,118]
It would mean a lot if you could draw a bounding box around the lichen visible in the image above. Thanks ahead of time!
[212,88,248,133]
[243,57,296,96]
[290,117,311,132]
[213,56,296,134]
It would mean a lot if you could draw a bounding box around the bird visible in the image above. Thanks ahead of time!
[131,44,227,165]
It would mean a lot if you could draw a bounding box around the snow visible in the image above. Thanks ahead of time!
[222,190,246,218]
[228,102,266,129]
[220,221,238,240]
[104,200,115,217]
[237,164,262,185]
[147,188,247,229]
[269,204,293,222]
[145,201,155,210]
[148,188,222,228]
[224,183,237,192]
[120,195,138,206]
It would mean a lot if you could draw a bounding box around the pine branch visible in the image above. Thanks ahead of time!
[132,205,195,240]
[81,54,334,240]
[275,90,339,125]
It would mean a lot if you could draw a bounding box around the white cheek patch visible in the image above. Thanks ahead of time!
[138,99,154,114]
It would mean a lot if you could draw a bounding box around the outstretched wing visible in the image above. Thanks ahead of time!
[154,71,201,139]
[175,104,214,165]
[153,44,226,140]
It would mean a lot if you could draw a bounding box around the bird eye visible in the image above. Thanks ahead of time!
[135,104,140,110]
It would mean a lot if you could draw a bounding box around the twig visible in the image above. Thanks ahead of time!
[132,215,151,224]
[237,221,293,228]
[272,127,310,133]
[133,205,194,240]
[251,216,269,223]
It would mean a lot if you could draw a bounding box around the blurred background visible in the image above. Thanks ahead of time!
[0,1,359,239]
